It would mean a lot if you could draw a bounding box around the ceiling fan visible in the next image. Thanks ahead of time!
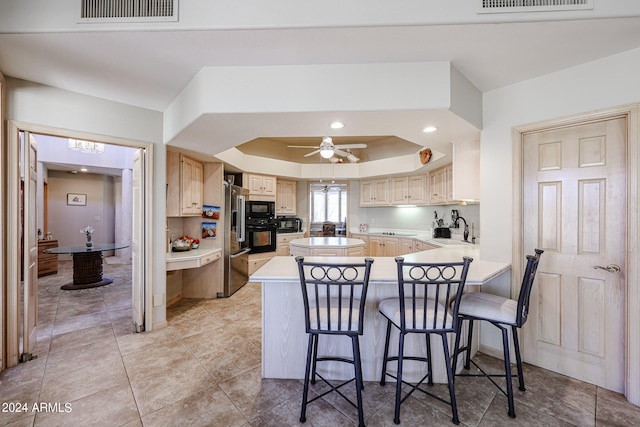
[288,137,367,163]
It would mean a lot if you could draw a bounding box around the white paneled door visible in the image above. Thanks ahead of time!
[523,117,626,392]
[22,132,38,360]
[132,148,145,332]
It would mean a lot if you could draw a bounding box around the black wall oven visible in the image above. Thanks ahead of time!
[246,201,277,253]
[246,218,277,253]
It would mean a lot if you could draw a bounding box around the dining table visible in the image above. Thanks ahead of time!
[43,243,129,290]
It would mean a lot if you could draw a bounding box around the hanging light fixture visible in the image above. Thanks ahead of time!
[67,139,105,154]
[319,136,334,158]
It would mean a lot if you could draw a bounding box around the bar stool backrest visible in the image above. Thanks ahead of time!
[395,256,473,333]
[296,256,374,336]
[515,248,544,328]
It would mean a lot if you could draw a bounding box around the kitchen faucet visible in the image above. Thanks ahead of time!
[453,215,470,242]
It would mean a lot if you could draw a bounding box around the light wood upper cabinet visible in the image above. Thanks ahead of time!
[244,173,277,200]
[181,156,204,215]
[391,175,427,205]
[276,179,297,215]
[166,151,204,217]
[452,137,480,201]
[428,163,455,205]
[360,179,390,206]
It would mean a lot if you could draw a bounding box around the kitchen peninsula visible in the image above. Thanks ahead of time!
[251,245,510,383]
[288,237,366,257]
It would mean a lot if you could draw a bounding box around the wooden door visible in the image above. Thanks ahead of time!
[22,132,38,360]
[523,117,626,392]
[132,149,145,332]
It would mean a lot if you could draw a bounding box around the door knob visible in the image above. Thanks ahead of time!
[593,264,621,274]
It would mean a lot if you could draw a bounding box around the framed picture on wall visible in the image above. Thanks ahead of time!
[67,193,87,206]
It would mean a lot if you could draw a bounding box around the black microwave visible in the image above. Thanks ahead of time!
[246,201,275,219]
[276,216,302,233]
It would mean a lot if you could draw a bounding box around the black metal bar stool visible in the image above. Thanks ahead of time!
[379,256,473,425]
[296,256,374,427]
[452,249,543,418]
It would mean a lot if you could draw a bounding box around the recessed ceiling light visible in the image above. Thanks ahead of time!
[422,126,438,133]
[330,121,344,129]
[80,167,88,172]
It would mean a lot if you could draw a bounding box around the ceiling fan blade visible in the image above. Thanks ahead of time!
[288,145,318,149]
[346,153,360,163]
[303,149,321,157]
[334,149,349,157]
[334,143,367,149]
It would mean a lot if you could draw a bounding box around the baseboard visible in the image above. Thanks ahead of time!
[166,293,183,308]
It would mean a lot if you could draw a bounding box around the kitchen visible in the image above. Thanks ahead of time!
[3,4,640,422]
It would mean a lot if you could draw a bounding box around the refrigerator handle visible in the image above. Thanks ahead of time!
[237,194,246,242]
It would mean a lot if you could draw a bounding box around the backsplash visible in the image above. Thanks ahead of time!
[350,204,480,238]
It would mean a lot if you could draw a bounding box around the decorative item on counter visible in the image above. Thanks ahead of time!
[80,226,94,248]
[202,205,220,219]
[45,232,53,240]
[358,224,367,233]
[419,148,432,164]
[172,235,196,252]
[201,222,217,238]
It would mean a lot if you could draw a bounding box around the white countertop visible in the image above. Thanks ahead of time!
[288,237,366,248]
[251,245,509,286]
[166,246,222,271]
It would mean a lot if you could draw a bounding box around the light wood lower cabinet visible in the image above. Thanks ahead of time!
[276,232,304,256]
[240,252,277,276]
[289,245,366,257]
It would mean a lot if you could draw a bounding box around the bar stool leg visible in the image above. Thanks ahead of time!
[393,332,405,425]
[425,333,434,386]
[380,320,392,386]
[452,319,464,379]
[311,334,319,384]
[441,333,460,425]
[512,325,526,392]
[464,319,474,370]
[501,326,516,418]
[300,333,315,423]
[351,336,365,427]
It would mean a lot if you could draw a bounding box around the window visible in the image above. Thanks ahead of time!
[309,183,347,232]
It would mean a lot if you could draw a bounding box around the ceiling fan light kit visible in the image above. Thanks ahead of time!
[288,136,367,163]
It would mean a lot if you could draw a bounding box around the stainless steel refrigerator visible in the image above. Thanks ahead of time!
[220,181,251,297]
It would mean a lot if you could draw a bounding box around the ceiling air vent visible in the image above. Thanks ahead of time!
[478,0,593,14]
[80,0,178,23]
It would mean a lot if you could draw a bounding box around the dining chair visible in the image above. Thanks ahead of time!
[321,221,336,237]
[296,256,374,427]
[379,256,473,425]
[452,249,543,418]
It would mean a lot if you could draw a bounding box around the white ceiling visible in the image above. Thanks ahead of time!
[2,5,640,167]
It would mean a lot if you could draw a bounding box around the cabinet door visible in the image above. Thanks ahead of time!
[444,164,454,202]
[383,237,399,256]
[181,156,204,215]
[373,179,390,205]
[429,166,446,205]
[360,180,374,206]
[368,236,384,256]
[390,177,408,205]
[262,176,277,197]
[399,238,413,255]
[407,175,427,205]
[166,151,181,216]
[276,180,297,215]
[246,174,265,195]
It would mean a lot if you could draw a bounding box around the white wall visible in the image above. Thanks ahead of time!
[481,47,640,265]
[47,171,115,258]
[5,78,167,328]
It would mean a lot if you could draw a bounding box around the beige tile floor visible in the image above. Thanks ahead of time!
[2,260,639,426]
